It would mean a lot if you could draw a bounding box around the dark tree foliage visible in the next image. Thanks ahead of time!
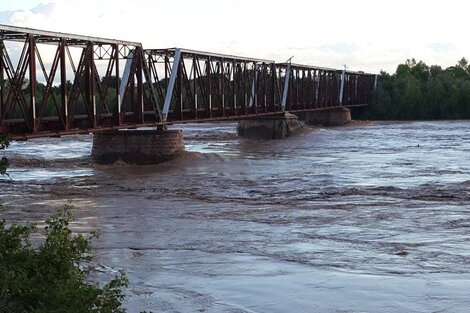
[366,58,470,120]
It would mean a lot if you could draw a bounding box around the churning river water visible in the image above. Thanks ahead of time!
[1,121,470,312]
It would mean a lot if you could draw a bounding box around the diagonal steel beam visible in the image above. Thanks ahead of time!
[281,63,291,111]
[162,48,181,121]
[36,44,62,124]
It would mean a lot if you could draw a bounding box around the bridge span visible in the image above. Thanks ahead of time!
[0,25,377,140]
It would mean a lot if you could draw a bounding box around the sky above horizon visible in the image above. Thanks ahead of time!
[0,0,469,73]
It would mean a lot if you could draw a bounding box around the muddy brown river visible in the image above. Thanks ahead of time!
[1,121,470,312]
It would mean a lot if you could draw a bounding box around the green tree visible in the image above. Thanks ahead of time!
[457,57,468,71]
[430,65,443,81]
[366,57,470,120]
[410,61,430,82]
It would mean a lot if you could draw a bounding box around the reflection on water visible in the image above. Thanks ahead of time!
[2,121,470,312]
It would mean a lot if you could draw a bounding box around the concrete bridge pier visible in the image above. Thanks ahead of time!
[304,107,351,126]
[91,129,185,165]
[237,112,302,140]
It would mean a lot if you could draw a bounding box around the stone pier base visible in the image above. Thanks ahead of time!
[305,107,351,126]
[92,129,184,165]
[237,112,302,140]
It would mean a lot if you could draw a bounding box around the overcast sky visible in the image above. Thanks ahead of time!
[0,0,469,73]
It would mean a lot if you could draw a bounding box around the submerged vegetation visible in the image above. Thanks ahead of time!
[367,58,470,120]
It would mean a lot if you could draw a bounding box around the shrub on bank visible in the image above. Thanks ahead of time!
[0,204,128,312]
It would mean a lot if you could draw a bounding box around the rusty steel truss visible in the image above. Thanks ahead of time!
[0,25,377,139]
[146,49,376,122]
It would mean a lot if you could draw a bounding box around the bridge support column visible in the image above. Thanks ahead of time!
[237,112,302,140]
[305,107,351,126]
[92,129,184,165]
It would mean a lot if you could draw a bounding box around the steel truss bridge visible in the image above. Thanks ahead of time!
[0,25,377,139]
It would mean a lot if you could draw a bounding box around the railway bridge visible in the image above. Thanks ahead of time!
[0,25,377,163]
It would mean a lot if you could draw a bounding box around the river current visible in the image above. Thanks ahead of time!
[1,121,470,312]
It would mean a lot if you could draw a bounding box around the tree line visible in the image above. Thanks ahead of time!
[366,58,470,120]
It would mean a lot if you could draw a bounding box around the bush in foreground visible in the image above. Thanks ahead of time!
[0,204,128,312]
